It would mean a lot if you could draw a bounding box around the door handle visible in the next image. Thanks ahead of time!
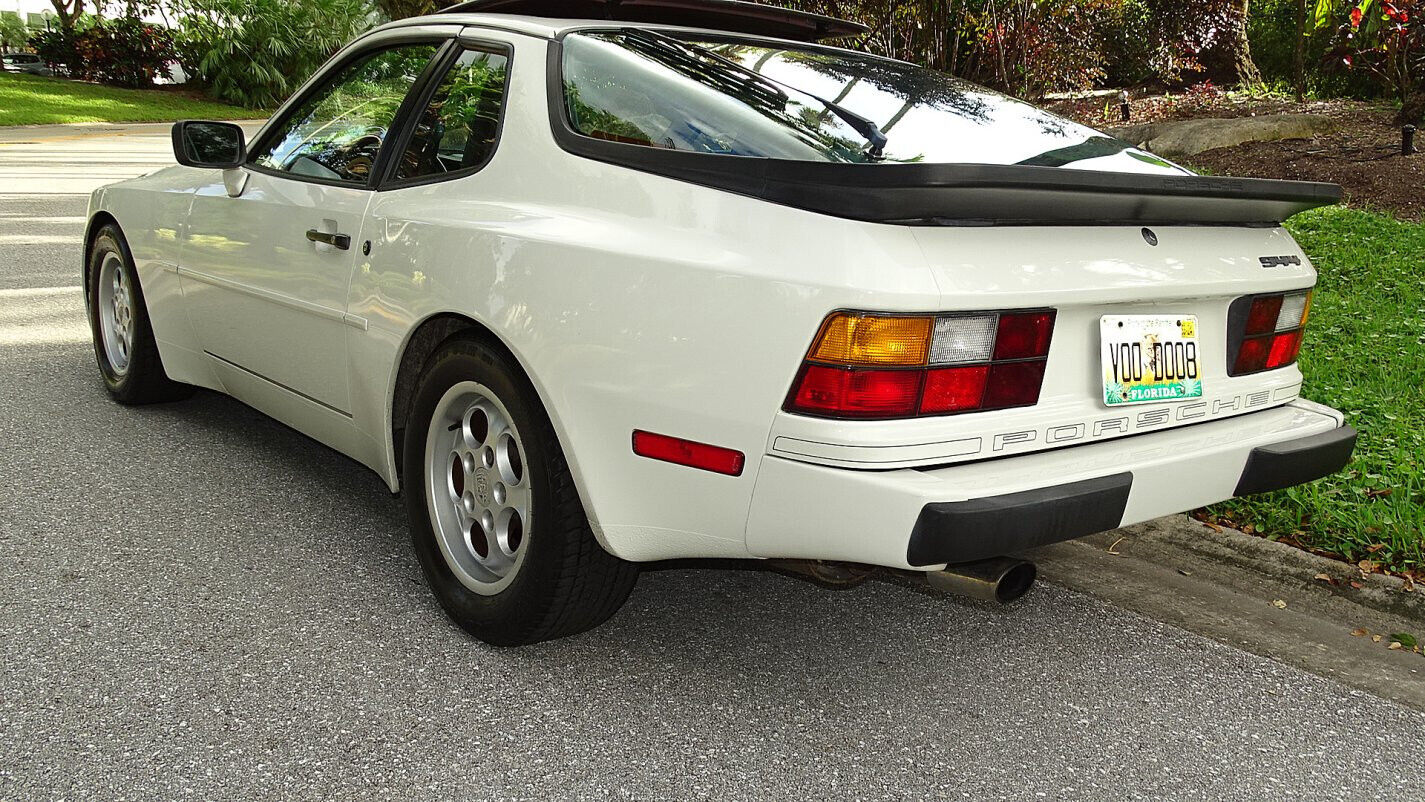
[306,229,351,250]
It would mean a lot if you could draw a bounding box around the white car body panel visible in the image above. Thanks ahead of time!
[85,16,1352,568]
[748,398,1344,569]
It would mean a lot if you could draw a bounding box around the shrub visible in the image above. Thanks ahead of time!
[173,0,377,108]
[28,15,174,86]
[83,16,176,87]
[973,0,1108,98]
[29,26,85,77]
[1327,0,1424,121]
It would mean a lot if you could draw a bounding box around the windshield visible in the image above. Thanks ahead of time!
[560,31,1186,174]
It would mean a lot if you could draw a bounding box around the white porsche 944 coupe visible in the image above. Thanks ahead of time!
[85,0,1357,645]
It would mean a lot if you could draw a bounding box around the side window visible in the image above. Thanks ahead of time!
[251,43,440,185]
[392,47,510,182]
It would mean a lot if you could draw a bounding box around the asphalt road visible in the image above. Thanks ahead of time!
[2,124,1423,800]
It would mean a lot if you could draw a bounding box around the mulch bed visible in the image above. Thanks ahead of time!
[1191,108,1424,222]
[1048,93,1423,222]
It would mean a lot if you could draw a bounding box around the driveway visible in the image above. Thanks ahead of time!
[2,124,1422,800]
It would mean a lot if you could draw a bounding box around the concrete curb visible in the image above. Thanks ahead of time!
[1160,518,1424,621]
[1029,514,1425,710]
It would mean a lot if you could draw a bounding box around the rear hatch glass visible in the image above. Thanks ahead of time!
[560,31,1186,174]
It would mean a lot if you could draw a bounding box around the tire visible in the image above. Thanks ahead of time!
[86,224,193,404]
[403,336,638,646]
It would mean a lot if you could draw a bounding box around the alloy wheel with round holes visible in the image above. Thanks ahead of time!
[403,336,639,646]
[425,381,531,596]
[96,250,135,376]
[86,223,194,404]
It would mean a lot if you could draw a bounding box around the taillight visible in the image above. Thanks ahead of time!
[1230,291,1311,376]
[784,310,1056,419]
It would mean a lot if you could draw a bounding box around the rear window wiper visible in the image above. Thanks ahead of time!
[621,28,888,161]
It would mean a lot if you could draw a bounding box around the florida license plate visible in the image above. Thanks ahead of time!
[1100,315,1203,406]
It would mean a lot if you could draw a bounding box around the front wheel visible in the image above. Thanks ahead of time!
[403,337,638,646]
[86,223,192,404]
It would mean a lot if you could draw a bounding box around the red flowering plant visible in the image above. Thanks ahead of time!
[1329,0,1424,123]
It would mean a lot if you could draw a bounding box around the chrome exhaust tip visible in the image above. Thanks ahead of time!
[926,557,1036,604]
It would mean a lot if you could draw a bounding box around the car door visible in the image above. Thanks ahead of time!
[178,38,448,415]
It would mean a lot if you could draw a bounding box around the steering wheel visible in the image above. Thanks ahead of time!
[339,132,384,180]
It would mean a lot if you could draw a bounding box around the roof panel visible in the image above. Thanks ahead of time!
[439,0,868,41]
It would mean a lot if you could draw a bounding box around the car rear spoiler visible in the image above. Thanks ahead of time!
[553,130,1343,226]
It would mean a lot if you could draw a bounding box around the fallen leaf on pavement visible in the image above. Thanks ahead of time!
[1201,520,1223,533]
[1350,581,1364,589]
[1358,559,1379,574]
[1313,572,1338,586]
[1389,633,1418,649]
[1350,628,1369,637]
[1372,634,1383,643]
[1272,599,1287,609]
[1388,642,1403,650]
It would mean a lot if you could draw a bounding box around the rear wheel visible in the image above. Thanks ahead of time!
[86,224,192,404]
[403,337,638,646]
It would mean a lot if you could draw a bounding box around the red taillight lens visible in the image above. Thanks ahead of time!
[785,309,1055,419]
[1231,291,1310,376]
[791,365,921,418]
[985,361,1047,408]
[1244,295,1284,335]
[632,430,745,476]
[1267,330,1303,368]
[1234,336,1271,374]
[994,312,1055,360]
[920,365,988,413]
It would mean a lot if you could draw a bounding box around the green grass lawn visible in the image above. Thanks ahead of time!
[0,72,255,126]
[1207,206,1425,578]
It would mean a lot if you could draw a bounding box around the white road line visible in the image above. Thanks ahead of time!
[0,234,76,244]
[0,286,84,298]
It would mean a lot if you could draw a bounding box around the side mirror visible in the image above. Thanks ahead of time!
[171,120,246,169]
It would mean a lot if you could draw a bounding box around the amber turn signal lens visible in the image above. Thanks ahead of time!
[809,314,932,367]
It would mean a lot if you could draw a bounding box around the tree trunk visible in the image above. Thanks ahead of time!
[1200,0,1263,87]
[1227,0,1263,87]
[1293,0,1306,100]
[49,0,83,28]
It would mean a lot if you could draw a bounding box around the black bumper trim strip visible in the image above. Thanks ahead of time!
[906,473,1133,567]
[1234,425,1357,497]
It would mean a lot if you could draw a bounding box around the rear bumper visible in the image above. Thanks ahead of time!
[1234,425,1357,496]
[744,399,1352,570]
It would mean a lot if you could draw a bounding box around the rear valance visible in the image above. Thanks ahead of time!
[554,130,1343,226]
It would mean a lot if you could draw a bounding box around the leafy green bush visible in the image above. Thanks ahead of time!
[1248,0,1377,95]
[28,25,85,78]
[28,15,174,86]
[1326,0,1424,120]
[173,0,377,108]
[83,16,176,87]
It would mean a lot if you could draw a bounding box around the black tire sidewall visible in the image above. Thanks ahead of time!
[402,338,571,643]
[87,225,161,399]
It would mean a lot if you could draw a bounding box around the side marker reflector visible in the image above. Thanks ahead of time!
[632,430,746,477]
